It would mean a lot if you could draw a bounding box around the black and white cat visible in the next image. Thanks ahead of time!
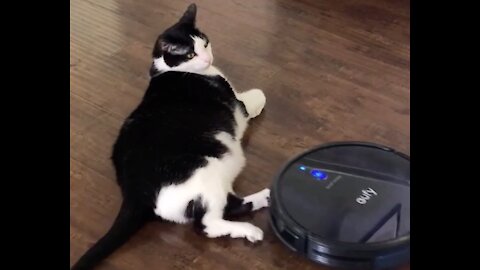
[72,4,269,270]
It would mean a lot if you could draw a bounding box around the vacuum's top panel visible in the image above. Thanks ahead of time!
[276,143,410,244]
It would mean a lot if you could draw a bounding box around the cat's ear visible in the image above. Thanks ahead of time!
[160,40,189,55]
[178,3,197,26]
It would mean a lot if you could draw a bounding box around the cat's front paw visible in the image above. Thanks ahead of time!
[255,188,270,209]
[245,188,270,211]
[204,221,264,242]
[241,89,266,118]
[230,223,264,243]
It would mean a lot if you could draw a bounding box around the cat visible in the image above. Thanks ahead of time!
[72,4,269,270]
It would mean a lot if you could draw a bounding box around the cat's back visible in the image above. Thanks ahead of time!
[112,71,238,172]
[125,71,237,134]
[146,71,233,103]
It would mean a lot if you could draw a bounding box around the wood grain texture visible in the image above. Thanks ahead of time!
[70,0,410,269]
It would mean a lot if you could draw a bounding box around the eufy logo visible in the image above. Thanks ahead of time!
[356,188,377,205]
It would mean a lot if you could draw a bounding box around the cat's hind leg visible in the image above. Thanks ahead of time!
[199,200,264,242]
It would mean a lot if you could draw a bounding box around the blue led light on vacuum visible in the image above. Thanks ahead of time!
[299,165,307,171]
[310,169,328,180]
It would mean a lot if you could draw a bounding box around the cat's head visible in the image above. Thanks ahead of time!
[151,4,213,76]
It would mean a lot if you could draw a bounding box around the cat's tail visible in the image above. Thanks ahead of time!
[71,198,150,270]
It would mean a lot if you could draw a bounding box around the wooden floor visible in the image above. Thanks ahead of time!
[70,0,410,269]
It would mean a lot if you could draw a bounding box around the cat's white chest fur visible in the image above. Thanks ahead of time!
[154,106,248,223]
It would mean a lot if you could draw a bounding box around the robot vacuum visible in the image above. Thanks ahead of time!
[270,142,410,269]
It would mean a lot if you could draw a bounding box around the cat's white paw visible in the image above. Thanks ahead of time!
[245,188,270,211]
[243,188,270,211]
[241,89,266,118]
[256,188,270,209]
[230,223,264,243]
[204,221,263,242]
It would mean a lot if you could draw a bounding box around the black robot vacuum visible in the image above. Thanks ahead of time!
[270,142,410,269]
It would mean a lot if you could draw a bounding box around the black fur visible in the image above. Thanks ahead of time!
[72,4,251,269]
[186,198,207,231]
[224,193,253,219]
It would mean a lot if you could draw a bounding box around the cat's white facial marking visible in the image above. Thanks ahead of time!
[153,36,216,76]
[192,36,213,66]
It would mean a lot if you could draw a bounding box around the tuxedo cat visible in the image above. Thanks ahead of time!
[72,4,269,270]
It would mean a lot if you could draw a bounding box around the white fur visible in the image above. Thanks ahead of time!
[153,36,268,242]
[203,218,264,242]
[244,188,270,211]
[236,89,266,118]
